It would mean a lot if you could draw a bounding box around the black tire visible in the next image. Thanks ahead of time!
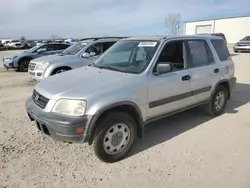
[93,112,137,163]
[51,67,71,75]
[18,58,31,72]
[205,85,228,116]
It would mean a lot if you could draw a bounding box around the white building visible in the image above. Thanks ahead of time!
[183,15,250,44]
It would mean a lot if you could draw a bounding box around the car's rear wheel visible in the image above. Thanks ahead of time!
[18,58,31,72]
[205,85,228,116]
[93,112,137,163]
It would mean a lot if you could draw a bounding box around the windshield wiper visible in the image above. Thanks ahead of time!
[88,62,97,67]
[97,65,127,73]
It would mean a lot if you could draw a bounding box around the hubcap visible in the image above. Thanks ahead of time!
[56,69,66,74]
[20,61,28,70]
[103,123,131,155]
[214,91,225,111]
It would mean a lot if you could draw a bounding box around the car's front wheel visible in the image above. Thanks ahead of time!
[93,112,137,163]
[206,85,228,116]
[18,58,31,72]
[51,67,71,75]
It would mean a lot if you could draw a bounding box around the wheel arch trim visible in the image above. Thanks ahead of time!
[86,101,144,144]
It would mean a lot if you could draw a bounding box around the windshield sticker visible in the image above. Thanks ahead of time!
[81,42,88,45]
[138,42,157,47]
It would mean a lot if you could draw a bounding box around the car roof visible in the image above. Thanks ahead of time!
[80,37,128,43]
[43,42,69,45]
[122,35,223,41]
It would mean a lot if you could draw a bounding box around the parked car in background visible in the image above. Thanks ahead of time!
[23,40,37,49]
[54,39,64,43]
[35,40,44,46]
[1,39,12,47]
[3,41,10,50]
[7,40,23,49]
[233,35,250,53]
[3,43,70,71]
[26,35,236,162]
[28,37,125,81]
[0,42,4,51]
[64,38,77,45]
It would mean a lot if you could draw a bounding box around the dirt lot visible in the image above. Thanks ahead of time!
[0,50,250,188]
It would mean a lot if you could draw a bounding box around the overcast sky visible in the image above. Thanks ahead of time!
[0,0,249,39]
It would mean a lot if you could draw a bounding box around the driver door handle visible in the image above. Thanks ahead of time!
[214,68,219,73]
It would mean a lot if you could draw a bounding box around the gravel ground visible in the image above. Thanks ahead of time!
[0,50,250,188]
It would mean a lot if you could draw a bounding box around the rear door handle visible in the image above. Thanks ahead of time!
[182,75,191,81]
[214,68,219,73]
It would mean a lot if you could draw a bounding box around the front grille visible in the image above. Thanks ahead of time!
[29,63,36,70]
[32,90,49,109]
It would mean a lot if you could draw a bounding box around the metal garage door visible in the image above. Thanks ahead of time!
[195,25,212,34]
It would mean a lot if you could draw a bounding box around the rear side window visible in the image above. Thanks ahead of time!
[54,44,69,50]
[186,40,214,68]
[211,39,230,61]
[103,42,116,51]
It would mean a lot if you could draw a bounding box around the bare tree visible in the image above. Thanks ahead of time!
[51,34,57,41]
[165,13,181,35]
[20,36,26,41]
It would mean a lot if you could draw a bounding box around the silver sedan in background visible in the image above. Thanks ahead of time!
[233,36,250,53]
[28,37,124,81]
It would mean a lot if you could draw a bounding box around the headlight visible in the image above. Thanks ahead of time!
[52,99,86,116]
[35,62,50,70]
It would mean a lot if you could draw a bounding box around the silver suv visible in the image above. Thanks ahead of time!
[26,35,236,163]
[28,37,124,81]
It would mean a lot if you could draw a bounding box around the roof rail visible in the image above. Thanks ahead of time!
[80,36,129,41]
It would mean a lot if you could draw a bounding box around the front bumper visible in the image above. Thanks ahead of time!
[3,59,15,69]
[28,70,45,81]
[26,97,93,143]
[233,46,250,52]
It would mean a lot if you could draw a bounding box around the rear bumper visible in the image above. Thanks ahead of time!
[26,97,93,143]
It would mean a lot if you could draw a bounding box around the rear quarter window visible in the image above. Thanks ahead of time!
[211,39,230,61]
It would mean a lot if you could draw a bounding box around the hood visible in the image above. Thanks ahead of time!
[31,54,75,63]
[236,41,250,45]
[4,51,26,58]
[35,66,136,100]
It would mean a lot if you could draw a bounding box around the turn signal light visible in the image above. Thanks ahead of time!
[76,127,84,134]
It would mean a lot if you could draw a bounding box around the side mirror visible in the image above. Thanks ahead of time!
[156,63,172,75]
[82,52,91,58]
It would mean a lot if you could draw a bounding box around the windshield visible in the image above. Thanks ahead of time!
[93,40,159,74]
[61,41,88,55]
[25,45,40,52]
[242,36,250,41]
[12,40,19,43]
